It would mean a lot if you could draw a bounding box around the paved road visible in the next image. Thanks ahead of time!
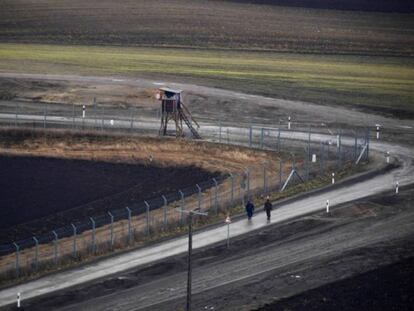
[56,195,414,311]
[0,73,413,308]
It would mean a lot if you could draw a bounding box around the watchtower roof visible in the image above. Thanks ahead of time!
[159,87,182,94]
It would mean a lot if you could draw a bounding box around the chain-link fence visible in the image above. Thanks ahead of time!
[0,101,370,282]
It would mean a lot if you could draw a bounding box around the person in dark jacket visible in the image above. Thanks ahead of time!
[245,199,255,220]
[264,196,273,221]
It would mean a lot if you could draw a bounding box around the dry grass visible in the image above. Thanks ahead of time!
[0,128,287,286]
[0,128,279,173]
[0,127,363,286]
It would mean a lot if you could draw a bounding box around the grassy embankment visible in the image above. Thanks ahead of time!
[0,44,413,117]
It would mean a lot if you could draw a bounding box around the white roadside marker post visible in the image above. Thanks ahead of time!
[225,215,231,249]
[312,154,317,163]
[326,200,330,213]
[288,116,291,130]
[17,292,21,308]
[396,181,399,194]
[386,151,390,164]
[82,105,86,119]
[332,172,335,185]
[376,125,380,140]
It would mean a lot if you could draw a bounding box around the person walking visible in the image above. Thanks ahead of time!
[245,199,255,220]
[264,196,273,221]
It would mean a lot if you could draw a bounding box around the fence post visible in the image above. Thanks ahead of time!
[189,114,193,138]
[162,195,168,229]
[213,178,218,214]
[229,173,234,206]
[245,168,250,198]
[90,217,96,254]
[43,103,47,129]
[337,129,342,168]
[227,128,230,144]
[71,224,77,257]
[249,126,252,148]
[327,141,331,163]
[305,149,309,181]
[219,122,222,143]
[144,201,150,235]
[15,102,18,127]
[13,242,19,278]
[279,159,283,190]
[52,230,58,265]
[72,103,75,129]
[108,211,114,249]
[260,128,264,149]
[196,184,202,211]
[179,190,185,225]
[366,128,370,160]
[320,142,324,176]
[126,207,132,244]
[354,130,358,162]
[33,236,39,270]
[130,107,135,131]
[101,106,105,131]
[93,97,97,129]
[277,127,281,152]
[308,125,311,160]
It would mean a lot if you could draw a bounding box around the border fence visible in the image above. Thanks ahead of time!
[0,101,370,281]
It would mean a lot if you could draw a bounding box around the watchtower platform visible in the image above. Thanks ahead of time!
[156,88,201,139]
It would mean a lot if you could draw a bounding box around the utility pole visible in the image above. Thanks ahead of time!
[187,212,193,311]
[175,208,208,311]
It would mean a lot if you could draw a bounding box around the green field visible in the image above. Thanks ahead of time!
[1,0,413,56]
[1,0,413,117]
[1,43,413,116]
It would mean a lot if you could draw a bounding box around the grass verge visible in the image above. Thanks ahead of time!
[0,43,413,117]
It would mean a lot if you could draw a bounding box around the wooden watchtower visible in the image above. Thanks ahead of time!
[156,87,201,139]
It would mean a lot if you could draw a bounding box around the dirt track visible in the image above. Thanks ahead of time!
[11,187,414,310]
[2,73,414,132]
